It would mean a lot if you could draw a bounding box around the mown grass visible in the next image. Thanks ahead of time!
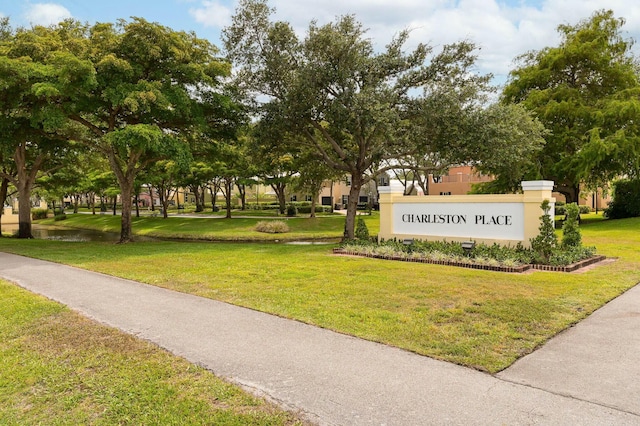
[0,214,638,373]
[34,212,380,241]
[0,279,304,425]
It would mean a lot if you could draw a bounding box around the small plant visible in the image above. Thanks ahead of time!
[561,203,582,248]
[286,204,297,217]
[578,205,591,214]
[31,208,49,220]
[355,217,370,241]
[530,200,558,264]
[254,220,290,234]
[54,213,67,221]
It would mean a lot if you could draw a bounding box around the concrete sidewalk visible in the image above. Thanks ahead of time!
[1,251,638,425]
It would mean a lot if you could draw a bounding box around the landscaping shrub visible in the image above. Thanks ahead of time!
[562,203,582,248]
[604,179,640,219]
[579,205,591,214]
[355,217,370,241]
[54,213,67,221]
[530,200,558,263]
[296,205,330,214]
[31,208,49,220]
[254,220,290,234]
[554,201,566,216]
[286,204,297,217]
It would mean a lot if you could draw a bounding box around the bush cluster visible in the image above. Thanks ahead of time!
[555,201,591,216]
[286,204,297,217]
[342,238,594,268]
[296,205,331,214]
[604,179,640,219]
[245,201,331,214]
[254,220,290,234]
[31,208,49,220]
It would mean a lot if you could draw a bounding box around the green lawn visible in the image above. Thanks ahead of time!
[0,214,638,374]
[0,279,304,425]
[33,212,379,241]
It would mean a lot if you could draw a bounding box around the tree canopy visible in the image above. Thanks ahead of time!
[502,9,640,202]
[224,0,540,239]
[1,18,235,242]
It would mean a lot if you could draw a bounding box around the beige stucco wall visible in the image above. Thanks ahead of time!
[2,207,18,224]
[379,181,555,248]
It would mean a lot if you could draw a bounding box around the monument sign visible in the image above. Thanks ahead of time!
[378,180,555,247]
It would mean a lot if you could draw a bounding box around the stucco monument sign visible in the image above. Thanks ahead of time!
[378,180,555,247]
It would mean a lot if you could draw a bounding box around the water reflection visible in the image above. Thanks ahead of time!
[2,224,155,242]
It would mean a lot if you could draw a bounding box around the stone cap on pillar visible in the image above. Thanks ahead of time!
[378,179,406,194]
[521,180,555,192]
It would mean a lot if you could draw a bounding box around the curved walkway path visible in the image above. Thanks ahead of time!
[1,251,639,425]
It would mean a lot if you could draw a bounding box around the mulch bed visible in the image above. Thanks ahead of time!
[332,248,608,274]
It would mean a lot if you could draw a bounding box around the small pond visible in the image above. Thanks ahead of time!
[2,224,338,244]
[2,224,155,242]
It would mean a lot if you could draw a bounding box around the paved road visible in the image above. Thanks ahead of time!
[1,251,638,425]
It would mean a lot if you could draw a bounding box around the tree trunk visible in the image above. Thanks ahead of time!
[191,185,204,212]
[343,175,363,241]
[157,186,171,219]
[224,178,233,219]
[13,144,45,239]
[556,181,579,204]
[208,184,219,213]
[310,193,318,218]
[90,192,96,215]
[199,186,206,212]
[119,182,134,243]
[17,183,33,239]
[330,181,334,212]
[0,177,8,237]
[237,183,247,210]
[417,172,429,196]
[134,193,140,218]
[272,182,287,215]
[149,185,156,211]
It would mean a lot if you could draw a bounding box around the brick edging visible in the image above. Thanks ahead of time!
[332,248,606,274]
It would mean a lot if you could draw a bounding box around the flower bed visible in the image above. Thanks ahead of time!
[332,246,606,274]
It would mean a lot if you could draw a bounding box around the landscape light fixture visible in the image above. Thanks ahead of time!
[461,241,475,257]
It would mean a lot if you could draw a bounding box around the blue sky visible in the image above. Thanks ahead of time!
[2,1,639,84]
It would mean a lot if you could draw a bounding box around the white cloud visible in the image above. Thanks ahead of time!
[190,1,233,28]
[24,3,72,26]
[197,0,640,84]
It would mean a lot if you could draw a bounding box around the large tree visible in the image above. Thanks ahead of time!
[502,9,640,202]
[0,20,80,238]
[18,18,232,242]
[224,0,496,239]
